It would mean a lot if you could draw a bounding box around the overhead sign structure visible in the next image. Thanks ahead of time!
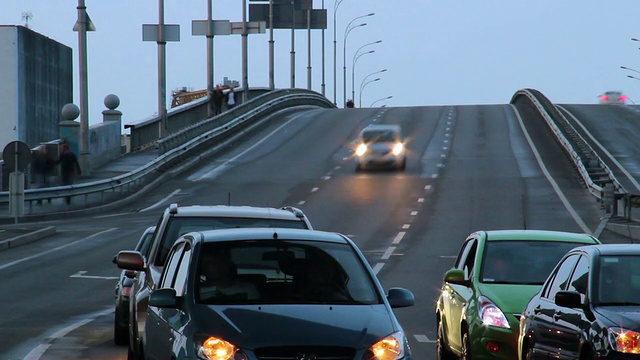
[249,4,326,29]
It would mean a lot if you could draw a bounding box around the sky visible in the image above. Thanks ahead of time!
[1,1,639,130]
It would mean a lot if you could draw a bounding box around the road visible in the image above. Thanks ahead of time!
[0,104,636,359]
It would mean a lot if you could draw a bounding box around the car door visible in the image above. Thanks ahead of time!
[145,241,192,359]
[527,254,579,358]
[444,237,478,352]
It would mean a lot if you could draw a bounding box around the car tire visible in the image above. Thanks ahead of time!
[461,331,472,360]
[524,346,535,360]
[399,157,406,171]
[436,320,457,360]
[114,307,128,345]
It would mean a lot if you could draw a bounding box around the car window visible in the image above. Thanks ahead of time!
[155,217,308,266]
[135,230,155,261]
[455,238,477,279]
[567,255,589,303]
[543,254,579,300]
[362,130,399,143]
[161,242,186,289]
[481,241,588,285]
[196,240,381,305]
[597,255,640,305]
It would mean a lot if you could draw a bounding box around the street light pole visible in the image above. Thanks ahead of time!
[333,0,345,105]
[351,49,374,106]
[358,68,386,107]
[621,65,640,76]
[370,95,392,107]
[359,77,379,107]
[343,13,373,107]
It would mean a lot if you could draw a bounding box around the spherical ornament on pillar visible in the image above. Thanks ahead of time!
[104,94,120,110]
[61,103,80,121]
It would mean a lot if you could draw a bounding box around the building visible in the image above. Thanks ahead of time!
[0,25,73,150]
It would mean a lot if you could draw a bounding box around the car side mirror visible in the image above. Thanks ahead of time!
[149,288,178,308]
[115,250,145,271]
[387,287,415,308]
[555,290,583,308]
[444,269,468,286]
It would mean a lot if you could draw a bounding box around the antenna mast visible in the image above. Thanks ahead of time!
[22,12,33,29]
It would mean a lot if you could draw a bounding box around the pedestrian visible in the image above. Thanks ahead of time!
[58,143,82,204]
[213,85,224,115]
[31,145,54,188]
[225,87,237,110]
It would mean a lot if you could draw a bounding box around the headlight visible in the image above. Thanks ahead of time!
[479,296,510,329]
[365,331,407,360]
[196,336,247,360]
[392,143,404,155]
[356,144,368,156]
[608,327,640,354]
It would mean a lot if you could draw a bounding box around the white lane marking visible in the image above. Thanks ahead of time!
[139,189,181,212]
[511,105,591,234]
[431,174,438,178]
[418,198,424,203]
[322,175,331,180]
[70,271,118,280]
[298,200,306,205]
[392,232,405,244]
[424,185,432,190]
[373,263,384,275]
[414,334,436,343]
[411,211,418,216]
[441,255,457,259]
[402,224,410,229]
[0,228,118,271]
[23,307,113,360]
[311,187,319,192]
[192,112,308,181]
[382,246,396,260]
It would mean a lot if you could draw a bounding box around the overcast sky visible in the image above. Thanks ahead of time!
[2,1,639,129]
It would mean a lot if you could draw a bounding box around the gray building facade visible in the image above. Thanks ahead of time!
[0,25,72,149]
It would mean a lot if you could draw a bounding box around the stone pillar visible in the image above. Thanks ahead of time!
[59,103,86,174]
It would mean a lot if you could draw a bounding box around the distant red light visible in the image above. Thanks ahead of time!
[600,95,610,101]
[620,95,629,101]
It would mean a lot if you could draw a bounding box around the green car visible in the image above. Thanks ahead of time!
[435,229,601,360]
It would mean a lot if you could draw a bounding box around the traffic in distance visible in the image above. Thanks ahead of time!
[4,98,640,360]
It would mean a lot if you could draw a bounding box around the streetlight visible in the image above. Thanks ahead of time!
[358,68,386,106]
[621,65,640,76]
[333,0,346,105]
[370,95,392,107]
[359,77,380,107]
[343,13,374,107]
[351,39,381,103]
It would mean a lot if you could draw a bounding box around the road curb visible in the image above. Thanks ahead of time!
[0,225,57,250]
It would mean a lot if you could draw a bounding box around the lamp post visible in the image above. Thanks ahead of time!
[358,68,386,107]
[359,77,379,108]
[370,95,392,107]
[351,49,374,105]
[351,39,381,104]
[333,0,345,105]
[621,65,640,76]
[343,13,373,107]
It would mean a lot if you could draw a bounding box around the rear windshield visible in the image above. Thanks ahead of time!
[481,240,593,285]
[155,217,308,266]
[362,130,399,143]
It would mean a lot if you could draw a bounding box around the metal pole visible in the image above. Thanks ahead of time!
[77,0,90,174]
[269,0,274,90]
[359,77,379,108]
[290,0,295,88]
[207,0,214,118]
[370,95,392,107]
[343,22,366,107]
[307,9,311,89]
[321,0,325,95]
[242,0,249,99]
[158,0,168,138]
[351,49,374,106]
[333,0,344,105]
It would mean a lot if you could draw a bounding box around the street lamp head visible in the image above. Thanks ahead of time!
[367,12,375,16]
[632,38,640,42]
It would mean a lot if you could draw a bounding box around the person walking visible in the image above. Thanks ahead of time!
[225,87,237,110]
[213,85,224,115]
[58,143,82,204]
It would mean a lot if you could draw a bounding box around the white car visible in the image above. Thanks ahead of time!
[355,124,407,171]
[598,91,628,104]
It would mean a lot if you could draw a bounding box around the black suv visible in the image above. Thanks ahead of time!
[115,203,313,359]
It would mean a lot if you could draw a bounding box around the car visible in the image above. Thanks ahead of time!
[435,229,601,360]
[598,91,628,105]
[518,244,640,360]
[123,227,415,360]
[115,203,313,360]
[112,225,156,346]
[354,124,407,171]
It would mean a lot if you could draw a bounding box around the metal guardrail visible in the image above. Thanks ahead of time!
[0,89,335,210]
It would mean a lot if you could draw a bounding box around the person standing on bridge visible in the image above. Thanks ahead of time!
[213,85,224,115]
[58,143,82,205]
[225,86,237,110]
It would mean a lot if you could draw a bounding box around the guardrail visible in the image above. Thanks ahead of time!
[0,89,335,212]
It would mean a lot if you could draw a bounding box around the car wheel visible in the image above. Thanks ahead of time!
[523,345,534,360]
[436,320,457,360]
[461,331,472,360]
[114,307,128,345]
[399,158,406,171]
[127,344,138,360]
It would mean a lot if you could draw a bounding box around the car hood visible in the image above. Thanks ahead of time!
[190,304,398,349]
[595,306,640,329]
[479,283,541,314]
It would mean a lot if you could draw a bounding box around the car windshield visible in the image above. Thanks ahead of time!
[196,240,382,305]
[155,217,308,266]
[362,130,399,143]
[481,240,589,285]
[595,255,640,306]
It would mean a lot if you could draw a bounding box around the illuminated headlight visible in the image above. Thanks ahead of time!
[479,296,510,329]
[392,143,404,156]
[356,144,368,156]
[608,327,640,354]
[365,331,407,360]
[196,336,247,360]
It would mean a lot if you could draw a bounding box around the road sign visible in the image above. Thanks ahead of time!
[250,4,326,29]
[192,20,232,36]
[230,21,266,35]
[142,24,181,42]
[3,141,31,172]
